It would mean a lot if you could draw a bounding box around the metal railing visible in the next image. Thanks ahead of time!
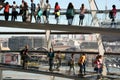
[0,8,120,28]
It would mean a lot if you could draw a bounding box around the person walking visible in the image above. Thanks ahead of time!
[11,1,18,21]
[66,2,75,25]
[54,2,60,24]
[30,0,36,23]
[47,48,54,71]
[78,53,86,75]
[79,4,86,26]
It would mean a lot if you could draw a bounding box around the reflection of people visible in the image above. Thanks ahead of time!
[47,48,54,71]
[78,53,86,75]
[21,45,30,69]
[68,53,75,75]
[54,50,61,70]
[94,55,103,74]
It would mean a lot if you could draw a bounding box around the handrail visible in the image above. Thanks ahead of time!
[0,32,91,34]
[0,50,120,55]
[0,8,120,16]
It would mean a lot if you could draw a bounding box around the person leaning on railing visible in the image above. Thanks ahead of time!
[54,2,60,24]
[66,2,75,25]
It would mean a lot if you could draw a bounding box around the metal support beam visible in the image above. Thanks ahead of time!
[45,30,51,49]
[41,0,52,50]
[88,0,99,26]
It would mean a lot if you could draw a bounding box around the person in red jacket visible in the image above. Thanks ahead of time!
[4,2,11,21]
[54,2,60,24]
[111,5,117,28]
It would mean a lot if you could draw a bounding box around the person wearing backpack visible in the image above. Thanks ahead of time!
[78,53,86,75]
[66,2,75,25]
[110,5,117,28]
[11,1,18,21]
[36,3,42,23]
[30,0,36,22]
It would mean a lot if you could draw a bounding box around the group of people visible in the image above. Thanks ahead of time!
[0,0,87,25]
[68,53,86,75]
[0,0,51,23]
[20,46,104,76]
[0,0,117,26]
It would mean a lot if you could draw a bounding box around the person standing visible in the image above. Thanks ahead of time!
[4,2,10,21]
[66,2,75,25]
[47,48,54,71]
[11,1,18,21]
[94,55,103,74]
[36,3,42,23]
[21,45,30,69]
[78,53,86,75]
[55,50,61,71]
[19,0,24,15]
[30,0,36,23]
[22,1,29,22]
[111,5,117,28]
[43,0,51,24]
[54,2,60,24]
[79,4,86,26]
[68,53,75,75]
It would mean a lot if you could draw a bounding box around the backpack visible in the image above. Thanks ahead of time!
[38,9,43,17]
[109,11,113,19]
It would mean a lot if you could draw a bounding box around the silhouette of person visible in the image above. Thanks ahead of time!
[47,48,54,71]
[54,2,60,24]
[111,5,117,28]
[66,2,75,25]
[30,0,36,22]
[21,45,30,69]
[79,4,86,26]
